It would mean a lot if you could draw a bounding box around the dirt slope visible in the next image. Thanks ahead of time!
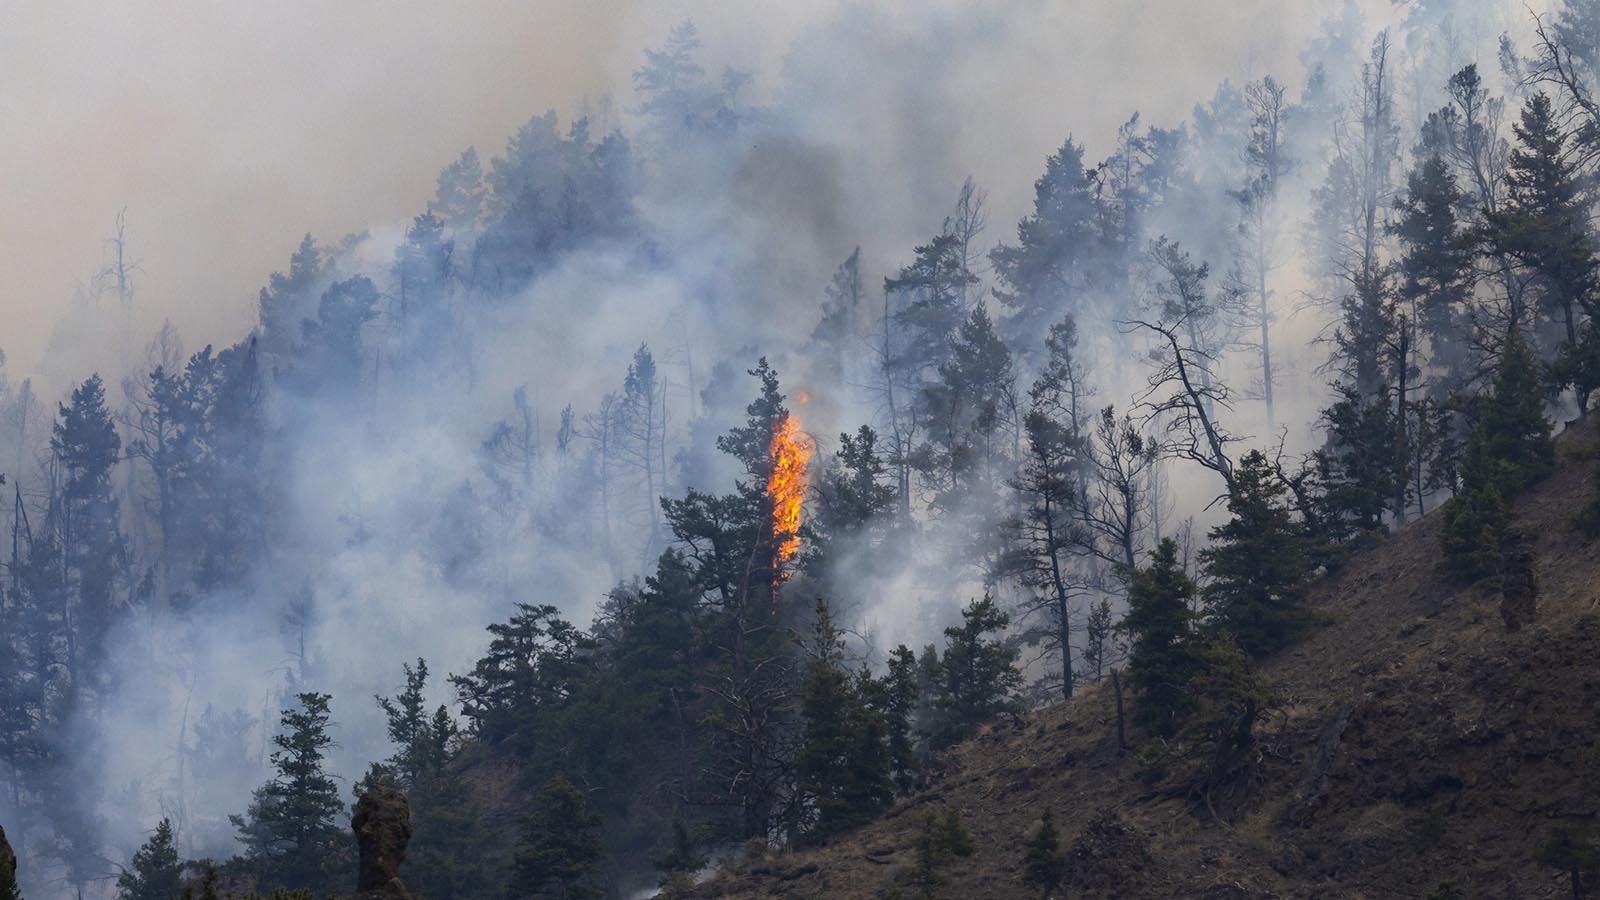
[691,424,1600,899]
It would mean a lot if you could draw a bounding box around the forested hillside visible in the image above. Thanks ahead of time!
[4,2,1600,899]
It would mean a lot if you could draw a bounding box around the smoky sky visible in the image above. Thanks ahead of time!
[0,0,1404,382]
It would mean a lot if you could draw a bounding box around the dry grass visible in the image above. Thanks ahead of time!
[690,422,1600,899]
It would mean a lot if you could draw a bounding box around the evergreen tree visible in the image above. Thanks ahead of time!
[807,425,896,567]
[117,819,182,900]
[1006,313,1092,699]
[1082,597,1115,684]
[1200,450,1312,658]
[51,373,123,685]
[1392,154,1473,394]
[293,276,379,396]
[879,644,921,795]
[886,234,979,384]
[230,692,347,894]
[1119,539,1200,735]
[432,147,486,233]
[1022,809,1064,897]
[450,604,596,749]
[507,776,603,900]
[1441,327,1553,581]
[991,137,1102,357]
[917,304,1017,557]
[256,235,326,361]
[1485,92,1600,405]
[1316,384,1403,543]
[795,600,892,839]
[928,595,1022,748]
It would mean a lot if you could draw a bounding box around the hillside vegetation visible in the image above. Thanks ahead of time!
[690,424,1600,899]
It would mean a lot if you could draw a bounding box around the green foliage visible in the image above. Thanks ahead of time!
[1486,92,1600,404]
[117,819,183,900]
[808,425,897,564]
[366,660,490,900]
[1022,809,1064,895]
[1392,154,1472,393]
[450,604,597,747]
[653,817,705,881]
[508,776,604,900]
[1200,450,1312,658]
[990,137,1102,352]
[926,595,1022,749]
[1119,539,1201,735]
[902,808,975,898]
[228,692,347,895]
[795,600,893,840]
[881,645,922,794]
[1441,327,1552,581]
[1316,384,1402,543]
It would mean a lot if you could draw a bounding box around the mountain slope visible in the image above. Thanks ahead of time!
[691,423,1600,899]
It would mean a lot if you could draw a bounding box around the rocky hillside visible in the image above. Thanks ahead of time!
[690,424,1600,899]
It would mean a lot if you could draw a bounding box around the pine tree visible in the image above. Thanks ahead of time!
[1485,92,1600,405]
[1022,809,1064,897]
[1119,539,1200,735]
[1082,597,1115,684]
[230,692,348,894]
[1441,327,1553,581]
[991,137,1102,357]
[795,600,892,839]
[1007,313,1092,699]
[1316,384,1403,543]
[1392,154,1472,394]
[929,595,1022,748]
[51,373,123,685]
[881,645,921,794]
[885,234,979,383]
[1200,450,1312,658]
[432,147,486,233]
[507,776,603,900]
[117,819,183,900]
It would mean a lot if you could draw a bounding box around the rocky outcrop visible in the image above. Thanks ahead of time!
[352,786,413,900]
[1,823,21,900]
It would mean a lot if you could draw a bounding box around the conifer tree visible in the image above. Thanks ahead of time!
[929,595,1021,748]
[1007,313,1092,699]
[230,692,347,894]
[51,373,123,685]
[1119,539,1200,734]
[1022,809,1064,897]
[1485,92,1600,405]
[1392,154,1472,393]
[991,137,1102,357]
[117,819,182,900]
[880,644,921,794]
[1441,327,1553,580]
[1200,450,1312,658]
[1316,384,1403,544]
[795,600,892,839]
[507,776,603,900]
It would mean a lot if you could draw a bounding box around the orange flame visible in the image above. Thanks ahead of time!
[767,413,813,579]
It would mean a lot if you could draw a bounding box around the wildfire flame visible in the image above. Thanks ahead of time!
[767,413,813,579]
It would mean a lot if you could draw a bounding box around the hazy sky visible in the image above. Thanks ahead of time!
[0,0,1389,378]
